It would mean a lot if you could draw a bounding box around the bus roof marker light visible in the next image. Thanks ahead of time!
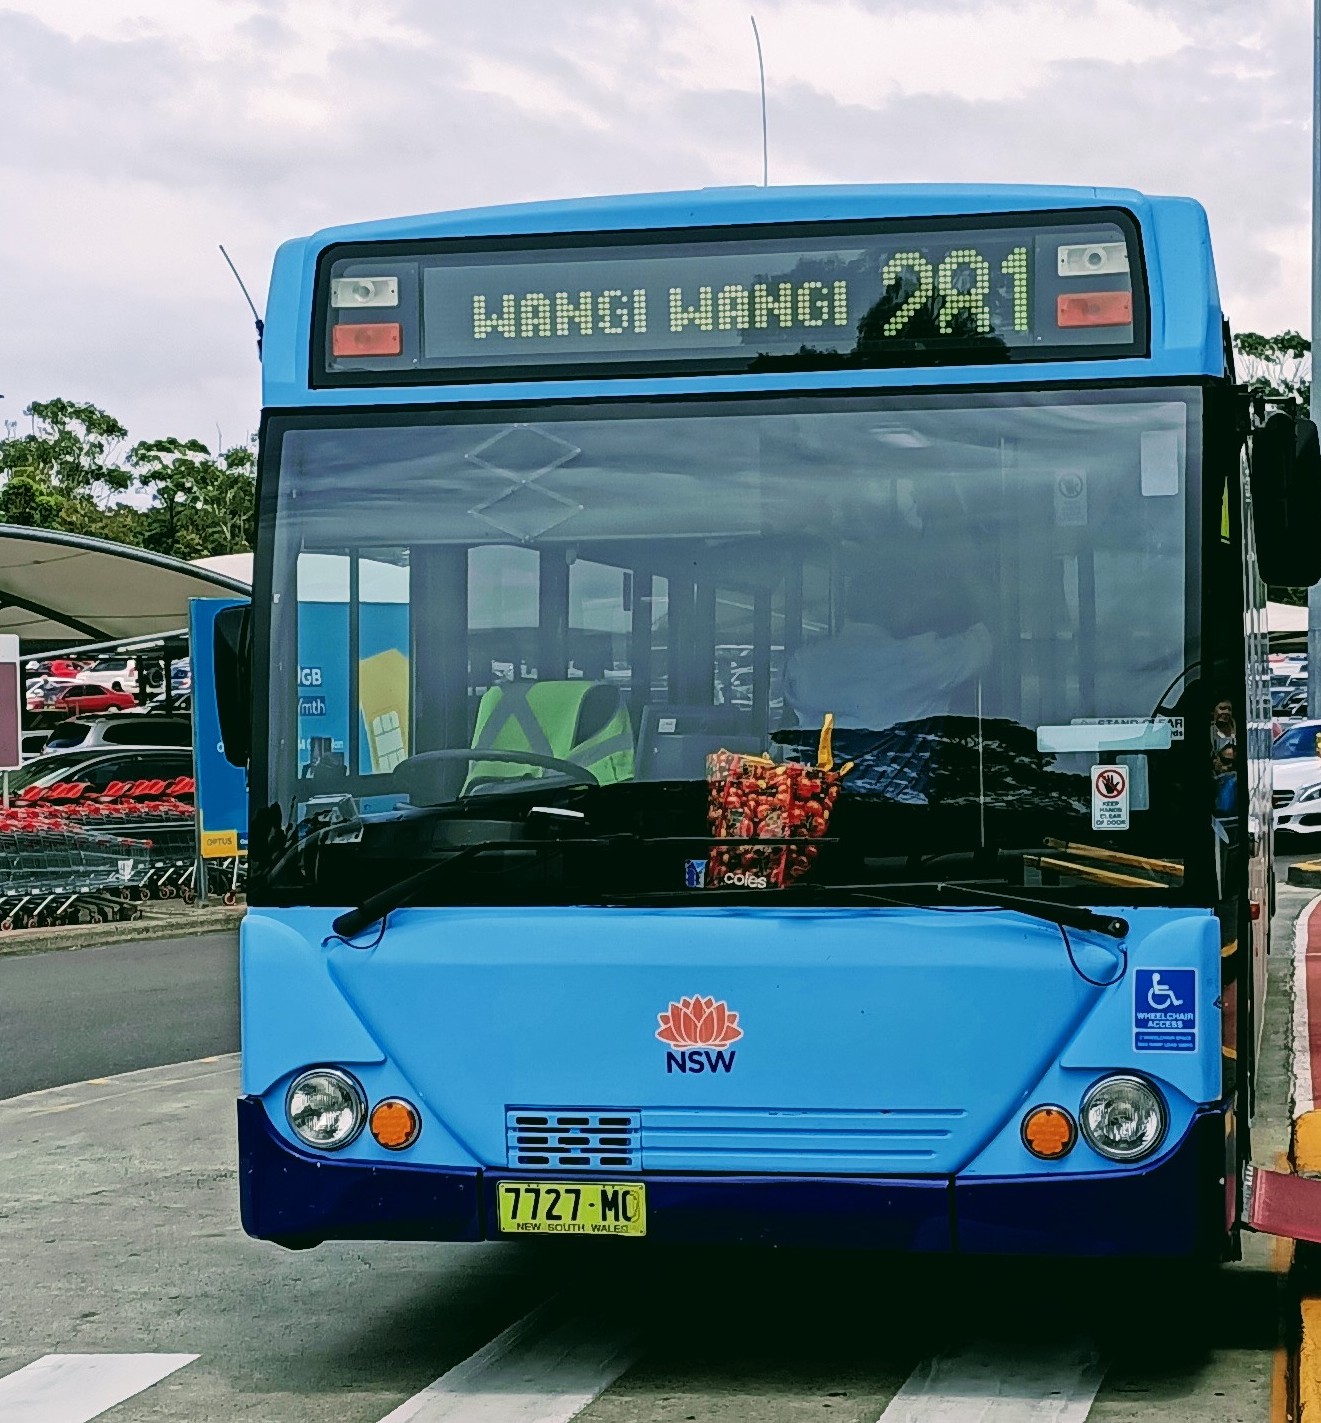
[1056,293,1133,329]
[331,276,399,308]
[1056,242,1128,277]
[1021,1105,1077,1160]
[331,323,402,357]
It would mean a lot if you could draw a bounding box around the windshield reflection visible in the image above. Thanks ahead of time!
[258,387,1201,904]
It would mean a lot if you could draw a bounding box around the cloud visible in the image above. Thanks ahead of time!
[0,0,1310,448]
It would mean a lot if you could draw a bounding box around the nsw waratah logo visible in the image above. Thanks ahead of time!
[656,995,741,1074]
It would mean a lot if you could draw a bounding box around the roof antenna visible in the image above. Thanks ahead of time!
[750,14,768,187]
[218,244,265,358]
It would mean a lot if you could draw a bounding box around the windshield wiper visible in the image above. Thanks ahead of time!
[330,837,614,941]
[598,879,1128,939]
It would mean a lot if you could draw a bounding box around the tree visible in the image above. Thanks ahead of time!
[1233,329,1310,410]
[0,399,133,536]
[130,437,256,559]
[0,400,256,558]
[1232,332,1314,605]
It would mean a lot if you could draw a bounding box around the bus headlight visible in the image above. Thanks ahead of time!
[1079,1075,1167,1162]
[286,1068,367,1150]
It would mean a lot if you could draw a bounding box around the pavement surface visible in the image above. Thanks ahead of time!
[0,930,238,1098]
[0,883,1306,1422]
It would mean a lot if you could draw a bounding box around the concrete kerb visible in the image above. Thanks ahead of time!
[1292,896,1321,1420]
[0,904,244,957]
[1291,861,1321,890]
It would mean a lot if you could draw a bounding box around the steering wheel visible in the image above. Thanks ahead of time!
[398,748,599,798]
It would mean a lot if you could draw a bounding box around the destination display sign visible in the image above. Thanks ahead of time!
[318,211,1144,384]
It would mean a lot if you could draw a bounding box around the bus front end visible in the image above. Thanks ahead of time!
[237,187,1256,1259]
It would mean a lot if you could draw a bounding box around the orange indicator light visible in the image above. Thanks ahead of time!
[332,322,402,357]
[370,1098,421,1150]
[1056,292,1133,328]
[1021,1105,1077,1160]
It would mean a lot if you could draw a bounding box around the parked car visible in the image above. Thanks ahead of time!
[1273,720,1321,837]
[42,715,192,753]
[132,690,192,715]
[20,730,50,761]
[72,658,162,695]
[48,684,137,716]
[25,657,88,680]
[25,676,77,711]
[3,746,192,797]
[1271,674,1307,711]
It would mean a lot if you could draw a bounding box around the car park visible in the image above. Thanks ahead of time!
[1273,719,1321,837]
[42,715,192,753]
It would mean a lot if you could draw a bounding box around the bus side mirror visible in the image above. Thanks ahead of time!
[214,602,252,768]
[1250,412,1321,587]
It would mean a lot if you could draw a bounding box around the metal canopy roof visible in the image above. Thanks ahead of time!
[0,527,250,645]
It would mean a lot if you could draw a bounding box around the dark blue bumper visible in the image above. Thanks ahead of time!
[238,1097,1229,1256]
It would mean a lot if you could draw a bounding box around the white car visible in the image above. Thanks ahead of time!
[1273,720,1321,836]
[72,658,162,696]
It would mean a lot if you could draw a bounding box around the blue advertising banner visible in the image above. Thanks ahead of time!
[297,601,410,776]
[189,597,249,858]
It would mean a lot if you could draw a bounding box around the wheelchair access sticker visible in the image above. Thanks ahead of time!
[1134,968,1196,1052]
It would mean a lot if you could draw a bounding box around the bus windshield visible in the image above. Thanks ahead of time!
[259,386,1201,905]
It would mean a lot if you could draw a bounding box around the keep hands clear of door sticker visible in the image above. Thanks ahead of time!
[1091,763,1129,831]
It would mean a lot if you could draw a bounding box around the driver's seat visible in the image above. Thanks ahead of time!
[463,680,634,793]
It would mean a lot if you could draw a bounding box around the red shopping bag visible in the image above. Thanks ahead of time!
[704,713,849,889]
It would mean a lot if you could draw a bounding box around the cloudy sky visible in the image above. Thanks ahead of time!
[1,0,1311,451]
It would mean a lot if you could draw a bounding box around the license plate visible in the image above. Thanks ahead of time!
[495,1180,646,1236]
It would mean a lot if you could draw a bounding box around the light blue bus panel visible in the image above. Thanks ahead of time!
[238,185,1255,1261]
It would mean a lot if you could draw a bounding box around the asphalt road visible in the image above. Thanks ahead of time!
[0,876,1308,1420]
[0,930,238,1099]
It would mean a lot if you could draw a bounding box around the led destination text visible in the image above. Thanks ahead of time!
[471,279,853,341]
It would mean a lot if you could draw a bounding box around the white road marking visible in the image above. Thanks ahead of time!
[875,1343,1104,1422]
[0,1353,197,1422]
[374,1302,638,1423]
[1292,896,1321,1116]
[3,1062,239,1119]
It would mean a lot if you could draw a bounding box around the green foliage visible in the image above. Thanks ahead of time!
[130,438,256,561]
[1233,329,1311,408]
[0,399,255,557]
[1232,331,1315,604]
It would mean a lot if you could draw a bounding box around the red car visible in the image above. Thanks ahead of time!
[49,683,137,715]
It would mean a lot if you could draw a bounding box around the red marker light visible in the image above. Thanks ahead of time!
[332,322,402,357]
[1056,292,1133,328]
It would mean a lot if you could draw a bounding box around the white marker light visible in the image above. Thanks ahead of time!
[1057,242,1129,278]
[331,276,400,308]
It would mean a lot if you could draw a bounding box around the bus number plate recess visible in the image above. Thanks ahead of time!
[495,1180,646,1236]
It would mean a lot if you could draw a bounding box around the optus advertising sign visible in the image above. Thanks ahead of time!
[189,597,249,859]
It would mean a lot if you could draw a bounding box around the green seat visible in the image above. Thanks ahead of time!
[464,680,634,791]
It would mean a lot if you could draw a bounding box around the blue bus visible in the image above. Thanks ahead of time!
[221,185,1321,1258]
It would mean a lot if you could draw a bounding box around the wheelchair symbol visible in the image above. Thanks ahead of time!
[1146,973,1184,1010]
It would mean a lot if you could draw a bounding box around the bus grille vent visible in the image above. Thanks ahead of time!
[506,1107,640,1170]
